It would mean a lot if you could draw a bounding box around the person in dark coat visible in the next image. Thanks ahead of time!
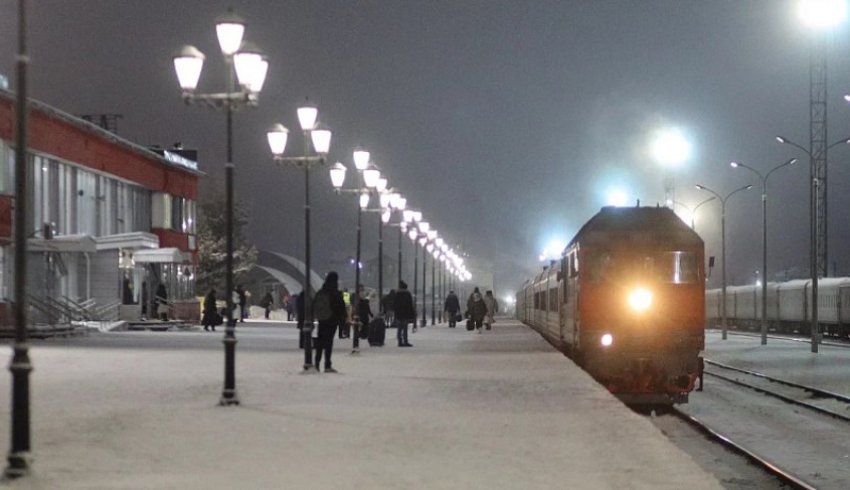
[202,288,219,332]
[357,286,373,342]
[467,287,488,333]
[155,283,168,321]
[312,271,347,373]
[444,290,461,328]
[260,291,274,319]
[294,292,307,351]
[393,280,415,347]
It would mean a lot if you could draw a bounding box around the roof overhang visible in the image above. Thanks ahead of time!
[28,234,97,253]
[96,232,159,251]
[133,247,190,264]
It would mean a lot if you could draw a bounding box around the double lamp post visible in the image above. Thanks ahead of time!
[173,9,269,404]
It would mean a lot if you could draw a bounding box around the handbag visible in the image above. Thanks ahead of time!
[466,319,474,331]
[455,313,463,322]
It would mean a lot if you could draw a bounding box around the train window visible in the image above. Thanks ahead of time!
[584,253,612,283]
[549,288,558,311]
[657,251,699,283]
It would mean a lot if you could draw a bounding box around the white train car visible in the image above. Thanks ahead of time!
[706,277,850,337]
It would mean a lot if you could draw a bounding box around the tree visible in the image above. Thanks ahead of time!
[195,197,257,295]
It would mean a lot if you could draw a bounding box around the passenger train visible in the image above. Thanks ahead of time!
[706,278,850,337]
[517,206,705,405]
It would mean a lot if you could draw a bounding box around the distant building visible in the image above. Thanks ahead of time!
[0,90,201,329]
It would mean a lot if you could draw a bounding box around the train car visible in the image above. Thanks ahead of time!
[518,205,705,405]
[707,277,850,337]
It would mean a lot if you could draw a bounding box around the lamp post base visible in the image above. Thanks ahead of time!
[5,452,30,479]
[219,393,240,406]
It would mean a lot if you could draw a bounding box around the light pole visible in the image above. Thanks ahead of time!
[267,105,332,370]
[667,198,715,230]
[413,221,431,329]
[329,151,379,353]
[730,158,797,345]
[696,183,753,341]
[407,212,423,320]
[6,0,31,478]
[380,193,408,293]
[377,179,390,314]
[776,135,849,352]
[428,240,437,325]
[173,8,269,404]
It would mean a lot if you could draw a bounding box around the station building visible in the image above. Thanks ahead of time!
[0,89,201,330]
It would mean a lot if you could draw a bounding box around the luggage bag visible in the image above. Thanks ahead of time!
[368,317,386,346]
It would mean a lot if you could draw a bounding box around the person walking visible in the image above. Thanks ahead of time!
[202,288,219,332]
[382,289,396,326]
[467,287,487,334]
[283,294,294,321]
[483,290,499,330]
[260,291,274,320]
[155,283,169,321]
[393,281,415,347]
[294,291,308,352]
[444,290,460,328]
[312,271,347,373]
[339,288,352,339]
[357,286,373,345]
[236,285,247,322]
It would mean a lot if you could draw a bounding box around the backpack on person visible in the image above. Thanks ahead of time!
[313,291,334,321]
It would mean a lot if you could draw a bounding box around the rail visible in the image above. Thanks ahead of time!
[704,359,850,423]
[671,408,818,490]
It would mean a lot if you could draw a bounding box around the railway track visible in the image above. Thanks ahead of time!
[670,408,817,490]
[703,359,850,424]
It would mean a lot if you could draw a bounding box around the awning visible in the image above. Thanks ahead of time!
[133,247,190,264]
[96,232,159,251]
[28,234,97,253]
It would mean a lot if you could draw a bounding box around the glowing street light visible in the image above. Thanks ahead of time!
[652,127,692,207]
[797,0,847,29]
[730,158,797,346]
[173,7,269,406]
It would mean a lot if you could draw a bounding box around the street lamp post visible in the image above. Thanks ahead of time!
[376,179,390,314]
[173,9,268,404]
[421,237,428,328]
[776,135,850,352]
[696,183,753,341]
[329,151,378,353]
[668,198,715,230]
[6,0,31,478]
[267,106,332,371]
[430,244,437,325]
[730,158,797,345]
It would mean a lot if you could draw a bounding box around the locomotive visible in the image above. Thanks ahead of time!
[706,278,850,337]
[517,206,705,404]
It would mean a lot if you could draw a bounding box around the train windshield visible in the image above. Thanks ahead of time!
[585,251,699,284]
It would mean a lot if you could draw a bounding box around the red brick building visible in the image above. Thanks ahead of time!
[0,90,201,328]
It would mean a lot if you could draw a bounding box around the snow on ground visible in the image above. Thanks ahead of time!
[0,321,721,489]
[702,330,850,395]
[679,331,850,489]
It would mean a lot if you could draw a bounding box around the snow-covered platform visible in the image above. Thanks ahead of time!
[702,328,850,395]
[0,320,721,489]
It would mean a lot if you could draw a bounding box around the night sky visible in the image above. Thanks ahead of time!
[3,0,850,294]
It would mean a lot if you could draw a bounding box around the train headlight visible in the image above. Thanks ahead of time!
[600,333,613,347]
[628,288,653,312]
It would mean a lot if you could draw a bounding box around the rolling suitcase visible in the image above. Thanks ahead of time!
[368,317,386,346]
